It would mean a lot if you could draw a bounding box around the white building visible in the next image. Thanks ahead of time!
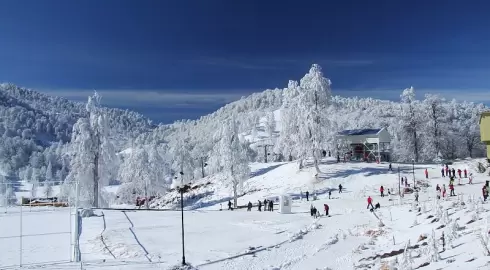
[336,128,391,162]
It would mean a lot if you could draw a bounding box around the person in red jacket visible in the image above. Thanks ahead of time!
[324,204,329,216]
[457,169,462,178]
[367,196,374,209]
[449,183,455,196]
[425,168,428,179]
[464,169,468,178]
[380,186,385,197]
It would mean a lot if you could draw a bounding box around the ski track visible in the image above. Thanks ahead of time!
[122,211,153,262]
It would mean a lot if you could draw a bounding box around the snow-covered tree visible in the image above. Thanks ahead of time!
[422,94,446,160]
[44,162,54,198]
[399,87,422,162]
[398,240,414,270]
[118,145,170,207]
[212,116,250,207]
[65,91,118,207]
[264,110,276,145]
[427,229,441,262]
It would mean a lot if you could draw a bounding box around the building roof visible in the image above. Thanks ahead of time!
[337,128,382,136]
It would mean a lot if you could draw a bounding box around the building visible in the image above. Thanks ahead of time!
[336,128,391,162]
[480,111,490,160]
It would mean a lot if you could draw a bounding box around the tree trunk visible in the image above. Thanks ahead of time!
[93,151,99,208]
[93,130,100,208]
[200,157,205,178]
[233,182,238,208]
[414,130,419,163]
[313,149,321,173]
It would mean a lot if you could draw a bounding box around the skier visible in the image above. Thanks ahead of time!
[263,199,267,211]
[247,201,252,211]
[449,183,455,196]
[457,169,462,178]
[310,204,314,217]
[324,203,329,216]
[258,200,262,211]
[380,186,385,197]
[405,178,408,187]
[464,169,468,178]
[414,190,419,202]
[469,173,473,184]
[424,168,428,179]
[483,185,489,201]
[305,191,309,201]
[436,184,441,199]
[268,200,273,212]
[375,202,381,210]
[228,200,233,210]
[445,166,449,177]
[441,167,445,177]
[451,168,456,178]
[338,184,343,193]
[367,196,374,209]
[442,184,447,198]
[328,189,332,199]
[389,163,392,171]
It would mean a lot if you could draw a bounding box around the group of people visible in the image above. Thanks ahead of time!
[242,199,276,212]
[310,203,329,218]
[366,196,381,211]
[441,164,469,180]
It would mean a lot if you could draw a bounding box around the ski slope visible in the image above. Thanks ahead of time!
[1,159,490,269]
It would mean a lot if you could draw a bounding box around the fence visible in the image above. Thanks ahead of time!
[0,180,77,269]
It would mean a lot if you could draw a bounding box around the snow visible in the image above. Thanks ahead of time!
[2,159,490,269]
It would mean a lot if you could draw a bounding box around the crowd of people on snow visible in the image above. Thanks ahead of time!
[221,161,490,223]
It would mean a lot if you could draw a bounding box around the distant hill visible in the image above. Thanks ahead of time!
[0,83,154,175]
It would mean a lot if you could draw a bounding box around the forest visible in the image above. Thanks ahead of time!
[0,64,486,207]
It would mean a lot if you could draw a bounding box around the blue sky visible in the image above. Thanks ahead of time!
[1,0,490,123]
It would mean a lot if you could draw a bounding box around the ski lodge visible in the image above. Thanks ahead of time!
[336,128,391,162]
[480,111,490,160]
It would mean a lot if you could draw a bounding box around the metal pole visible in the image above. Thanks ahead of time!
[20,202,22,267]
[398,166,401,197]
[73,179,80,262]
[412,160,415,188]
[180,188,186,265]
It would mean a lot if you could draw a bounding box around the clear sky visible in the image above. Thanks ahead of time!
[1,0,489,123]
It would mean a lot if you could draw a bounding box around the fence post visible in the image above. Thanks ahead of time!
[20,203,22,267]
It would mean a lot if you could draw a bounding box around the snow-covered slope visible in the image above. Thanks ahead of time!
[3,159,490,269]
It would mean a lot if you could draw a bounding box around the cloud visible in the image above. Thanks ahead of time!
[38,88,259,109]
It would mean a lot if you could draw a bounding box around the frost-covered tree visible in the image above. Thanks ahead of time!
[169,126,194,183]
[44,162,54,198]
[264,110,276,145]
[118,146,170,207]
[427,229,441,262]
[422,94,446,160]
[212,116,250,207]
[399,87,422,162]
[398,240,414,270]
[65,91,118,207]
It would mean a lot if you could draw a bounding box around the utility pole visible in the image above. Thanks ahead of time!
[257,144,273,163]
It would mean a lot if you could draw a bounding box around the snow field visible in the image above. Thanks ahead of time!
[1,158,490,269]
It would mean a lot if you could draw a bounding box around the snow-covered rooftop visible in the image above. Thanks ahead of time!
[337,128,382,136]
